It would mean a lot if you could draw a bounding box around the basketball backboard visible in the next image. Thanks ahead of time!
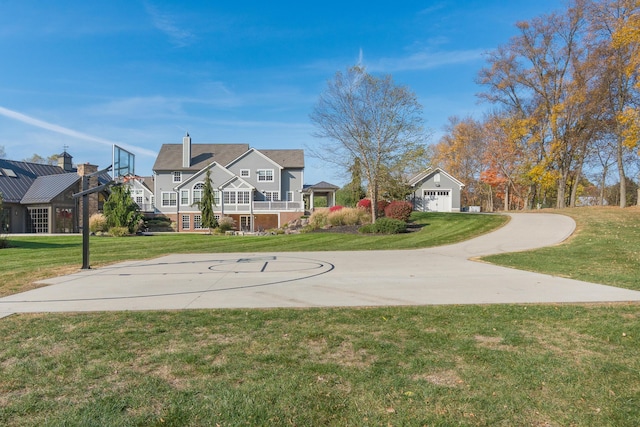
[112,144,135,179]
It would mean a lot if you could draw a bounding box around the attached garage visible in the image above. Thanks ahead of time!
[408,168,465,213]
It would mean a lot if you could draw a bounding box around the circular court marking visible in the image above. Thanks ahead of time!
[208,256,327,273]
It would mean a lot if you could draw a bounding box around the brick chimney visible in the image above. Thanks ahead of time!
[77,163,100,230]
[182,132,191,168]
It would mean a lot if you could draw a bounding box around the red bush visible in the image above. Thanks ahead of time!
[356,199,371,210]
[329,205,344,212]
[384,200,413,222]
[377,200,389,216]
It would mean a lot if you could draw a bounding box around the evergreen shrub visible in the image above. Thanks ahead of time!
[359,217,407,234]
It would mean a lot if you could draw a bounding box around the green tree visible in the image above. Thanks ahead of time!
[310,66,427,222]
[103,185,142,233]
[195,168,218,233]
[336,158,367,207]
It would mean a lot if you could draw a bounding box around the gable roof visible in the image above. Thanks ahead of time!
[303,181,340,191]
[0,159,67,203]
[21,173,80,204]
[260,149,304,168]
[408,167,465,188]
[153,143,250,171]
[173,162,236,190]
[226,147,283,170]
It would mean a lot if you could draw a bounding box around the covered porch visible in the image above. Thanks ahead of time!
[302,181,340,211]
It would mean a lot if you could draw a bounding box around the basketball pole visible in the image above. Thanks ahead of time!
[73,165,113,270]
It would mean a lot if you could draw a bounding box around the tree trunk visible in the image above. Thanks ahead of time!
[600,165,607,206]
[569,161,584,208]
[369,181,378,223]
[617,136,627,208]
[504,182,509,211]
[556,176,567,209]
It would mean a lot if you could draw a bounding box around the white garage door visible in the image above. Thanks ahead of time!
[423,190,451,212]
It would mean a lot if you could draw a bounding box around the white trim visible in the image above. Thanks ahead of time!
[257,169,274,182]
[226,147,284,170]
[409,167,464,188]
[180,189,190,206]
[161,191,177,207]
[192,181,205,205]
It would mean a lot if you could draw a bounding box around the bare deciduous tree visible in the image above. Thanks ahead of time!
[309,66,427,221]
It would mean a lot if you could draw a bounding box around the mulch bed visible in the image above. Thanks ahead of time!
[311,222,423,234]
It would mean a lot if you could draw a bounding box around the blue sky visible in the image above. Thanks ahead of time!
[0,1,561,185]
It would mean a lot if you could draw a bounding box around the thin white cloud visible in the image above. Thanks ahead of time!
[144,2,195,47]
[0,105,156,157]
[370,48,486,73]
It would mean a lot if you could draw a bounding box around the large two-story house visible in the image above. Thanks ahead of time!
[152,134,305,232]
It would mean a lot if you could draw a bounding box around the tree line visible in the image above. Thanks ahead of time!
[312,0,638,215]
[433,0,639,210]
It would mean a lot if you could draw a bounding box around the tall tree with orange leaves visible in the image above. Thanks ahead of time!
[478,0,602,208]
[432,116,487,207]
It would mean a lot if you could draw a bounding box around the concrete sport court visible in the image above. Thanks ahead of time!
[2,213,640,318]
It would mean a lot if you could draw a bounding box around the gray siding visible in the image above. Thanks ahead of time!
[226,151,282,198]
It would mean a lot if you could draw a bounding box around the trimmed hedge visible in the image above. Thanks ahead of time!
[359,217,407,234]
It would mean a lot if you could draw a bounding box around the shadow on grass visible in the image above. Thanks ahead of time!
[5,240,80,250]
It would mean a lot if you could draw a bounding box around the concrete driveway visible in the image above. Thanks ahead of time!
[2,212,640,318]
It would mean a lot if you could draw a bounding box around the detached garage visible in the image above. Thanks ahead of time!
[408,168,465,212]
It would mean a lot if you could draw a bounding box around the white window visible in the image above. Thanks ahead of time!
[213,190,221,205]
[150,195,155,208]
[286,191,294,202]
[180,190,190,206]
[173,171,182,183]
[194,215,202,229]
[240,169,250,178]
[223,191,236,204]
[257,169,274,182]
[182,215,190,230]
[222,190,250,204]
[135,196,143,205]
[264,191,279,201]
[161,192,177,207]
[193,182,204,204]
[238,191,250,204]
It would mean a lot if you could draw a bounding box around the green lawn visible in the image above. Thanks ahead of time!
[483,207,640,290]
[2,207,640,426]
[1,212,507,297]
[2,305,640,426]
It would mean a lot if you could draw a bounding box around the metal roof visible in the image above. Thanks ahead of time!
[21,173,80,204]
[0,159,67,203]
